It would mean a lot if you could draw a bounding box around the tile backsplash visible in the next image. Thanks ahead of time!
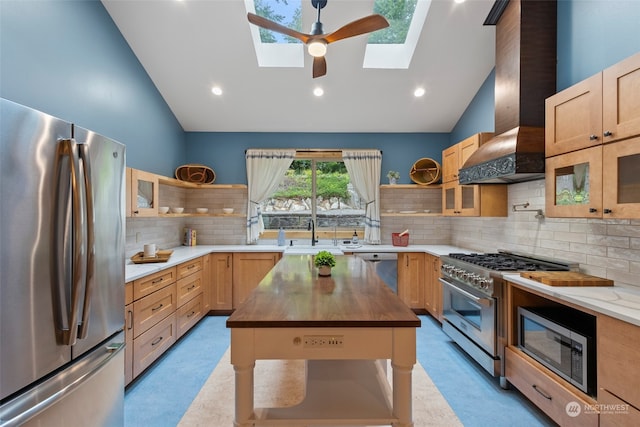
[126,180,639,290]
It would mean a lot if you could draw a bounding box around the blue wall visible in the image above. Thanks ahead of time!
[0,0,185,177]
[186,132,450,185]
[450,69,495,144]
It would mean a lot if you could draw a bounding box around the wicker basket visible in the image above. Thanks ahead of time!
[392,233,409,247]
[409,158,441,185]
[175,164,216,184]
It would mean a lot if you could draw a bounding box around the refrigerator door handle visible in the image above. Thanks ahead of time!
[76,142,95,340]
[52,139,86,346]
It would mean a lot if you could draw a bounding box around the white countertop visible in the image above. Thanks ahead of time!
[125,244,469,282]
[504,274,640,327]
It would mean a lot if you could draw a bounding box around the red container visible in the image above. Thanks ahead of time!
[392,233,409,247]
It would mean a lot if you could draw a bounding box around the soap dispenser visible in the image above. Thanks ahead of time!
[277,227,285,246]
[352,230,358,245]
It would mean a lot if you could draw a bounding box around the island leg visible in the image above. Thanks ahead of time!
[231,329,256,427]
[392,327,416,427]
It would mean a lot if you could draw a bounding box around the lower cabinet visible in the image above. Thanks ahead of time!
[397,252,425,310]
[424,253,442,321]
[124,256,207,386]
[505,346,598,427]
[209,253,233,311]
[597,314,640,426]
[232,252,281,308]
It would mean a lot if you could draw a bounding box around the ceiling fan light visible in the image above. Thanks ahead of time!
[307,40,327,57]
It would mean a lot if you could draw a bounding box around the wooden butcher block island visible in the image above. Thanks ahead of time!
[227,255,421,427]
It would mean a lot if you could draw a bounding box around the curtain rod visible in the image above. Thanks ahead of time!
[244,148,383,154]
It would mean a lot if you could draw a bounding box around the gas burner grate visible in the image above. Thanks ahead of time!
[447,253,567,272]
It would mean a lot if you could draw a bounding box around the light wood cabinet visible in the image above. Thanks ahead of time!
[232,252,281,307]
[424,253,442,321]
[133,313,177,378]
[442,133,507,217]
[505,346,598,427]
[546,137,640,218]
[443,181,508,217]
[124,282,134,385]
[210,253,234,311]
[125,257,208,385]
[546,52,640,157]
[127,167,159,217]
[597,314,640,425]
[397,252,424,310]
[442,133,493,183]
[505,280,640,426]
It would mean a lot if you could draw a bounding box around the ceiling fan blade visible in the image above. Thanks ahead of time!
[312,56,327,78]
[324,14,389,44]
[247,12,311,44]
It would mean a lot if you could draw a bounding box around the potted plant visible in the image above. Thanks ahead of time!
[387,170,400,185]
[314,250,336,276]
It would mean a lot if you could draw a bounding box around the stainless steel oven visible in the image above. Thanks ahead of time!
[440,251,577,387]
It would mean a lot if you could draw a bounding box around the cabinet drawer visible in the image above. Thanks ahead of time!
[598,314,640,408]
[133,283,176,338]
[125,281,133,305]
[177,257,202,280]
[505,347,598,427]
[599,388,640,427]
[177,270,202,308]
[177,293,203,338]
[133,267,176,300]
[133,313,176,378]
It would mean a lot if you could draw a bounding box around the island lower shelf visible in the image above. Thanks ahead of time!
[253,359,395,425]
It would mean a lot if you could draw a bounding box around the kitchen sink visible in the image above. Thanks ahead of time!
[284,245,343,255]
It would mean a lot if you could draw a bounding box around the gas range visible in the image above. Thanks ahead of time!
[439,250,578,383]
[440,250,578,297]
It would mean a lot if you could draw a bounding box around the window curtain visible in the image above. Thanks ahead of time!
[342,150,382,244]
[246,149,296,244]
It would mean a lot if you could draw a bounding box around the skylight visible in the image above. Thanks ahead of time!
[245,0,427,70]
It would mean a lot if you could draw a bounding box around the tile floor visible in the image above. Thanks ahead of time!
[124,315,555,426]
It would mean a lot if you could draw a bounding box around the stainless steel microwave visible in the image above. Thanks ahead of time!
[517,306,596,396]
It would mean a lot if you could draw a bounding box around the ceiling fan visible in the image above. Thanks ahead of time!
[247,0,389,78]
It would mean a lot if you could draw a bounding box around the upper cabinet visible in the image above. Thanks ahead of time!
[546,52,640,157]
[125,167,247,218]
[442,133,507,217]
[127,167,159,217]
[545,53,640,218]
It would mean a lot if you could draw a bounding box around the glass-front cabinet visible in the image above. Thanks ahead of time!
[603,137,640,218]
[546,138,640,218]
[128,168,158,217]
[545,146,602,218]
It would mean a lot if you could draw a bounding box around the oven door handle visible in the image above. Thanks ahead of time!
[440,278,493,307]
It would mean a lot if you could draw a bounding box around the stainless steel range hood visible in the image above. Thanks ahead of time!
[459,0,557,184]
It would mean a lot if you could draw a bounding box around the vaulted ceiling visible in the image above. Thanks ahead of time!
[102,0,496,133]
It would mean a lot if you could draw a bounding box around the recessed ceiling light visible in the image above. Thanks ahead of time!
[313,87,324,97]
[414,87,425,97]
[211,86,223,96]
[454,0,466,4]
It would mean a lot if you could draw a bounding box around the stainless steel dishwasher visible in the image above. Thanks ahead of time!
[354,252,398,294]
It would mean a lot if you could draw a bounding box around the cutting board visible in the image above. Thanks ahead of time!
[520,271,614,287]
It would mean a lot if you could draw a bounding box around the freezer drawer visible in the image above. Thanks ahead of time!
[0,332,125,427]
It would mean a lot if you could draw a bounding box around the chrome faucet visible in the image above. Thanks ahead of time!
[308,219,318,246]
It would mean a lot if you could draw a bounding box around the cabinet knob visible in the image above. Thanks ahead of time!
[603,130,613,137]
[589,208,597,213]
[589,134,599,141]
[604,208,612,214]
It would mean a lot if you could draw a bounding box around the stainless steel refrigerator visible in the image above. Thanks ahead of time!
[0,98,126,426]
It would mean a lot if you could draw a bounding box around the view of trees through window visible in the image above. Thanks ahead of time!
[260,160,366,230]
[254,0,417,44]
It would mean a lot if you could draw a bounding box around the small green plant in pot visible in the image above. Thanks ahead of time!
[314,250,336,276]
